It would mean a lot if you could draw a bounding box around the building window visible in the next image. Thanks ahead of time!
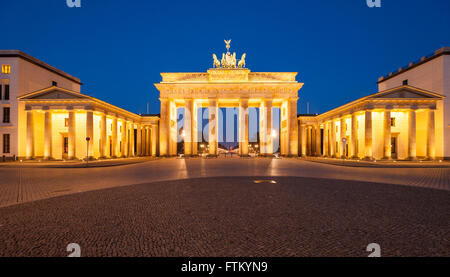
[0,84,2,100]
[52,81,58,87]
[3,134,10,153]
[4,85,9,100]
[403,80,408,86]
[3,107,10,123]
[65,118,69,127]
[1,65,11,74]
[391,117,396,127]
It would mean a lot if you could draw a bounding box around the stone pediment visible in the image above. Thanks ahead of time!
[369,86,443,100]
[19,87,89,100]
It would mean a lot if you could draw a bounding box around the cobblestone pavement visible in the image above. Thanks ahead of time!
[0,158,449,208]
[0,176,448,257]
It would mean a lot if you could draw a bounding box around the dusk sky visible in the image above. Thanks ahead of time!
[3,0,450,145]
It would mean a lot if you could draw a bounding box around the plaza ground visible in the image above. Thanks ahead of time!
[0,158,449,256]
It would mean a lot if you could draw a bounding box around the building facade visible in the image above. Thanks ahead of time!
[299,86,443,160]
[377,47,450,159]
[0,50,158,160]
[1,46,448,161]
[299,47,449,160]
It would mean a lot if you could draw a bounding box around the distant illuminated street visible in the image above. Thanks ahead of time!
[0,158,449,257]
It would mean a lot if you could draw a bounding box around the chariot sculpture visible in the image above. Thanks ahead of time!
[212,39,247,69]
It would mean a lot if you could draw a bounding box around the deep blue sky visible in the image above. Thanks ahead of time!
[3,0,450,115]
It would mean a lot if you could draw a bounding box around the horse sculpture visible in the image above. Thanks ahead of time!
[212,54,221,68]
[238,53,246,68]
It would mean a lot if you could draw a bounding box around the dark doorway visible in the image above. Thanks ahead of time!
[391,136,398,159]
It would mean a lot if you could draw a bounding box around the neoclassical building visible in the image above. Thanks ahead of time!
[0,50,158,161]
[299,47,449,160]
[299,86,443,160]
[0,45,448,161]
[18,87,159,160]
[155,70,302,157]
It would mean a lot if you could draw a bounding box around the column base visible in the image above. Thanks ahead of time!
[381,157,392,161]
[363,156,374,161]
[407,156,418,161]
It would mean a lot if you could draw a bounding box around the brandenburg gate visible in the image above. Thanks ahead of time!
[155,40,304,157]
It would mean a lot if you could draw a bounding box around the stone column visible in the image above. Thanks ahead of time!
[136,124,142,156]
[259,101,266,154]
[169,100,177,156]
[192,101,198,156]
[289,98,298,156]
[239,99,249,156]
[340,117,346,158]
[306,126,311,156]
[151,125,157,157]
[383,110,392,159]
[279,101,288,156]
[130,123,135,157]
[26,110,34,159]
[86,110,94,159]
[300,124,307,157]
[143,127,148,156]
[141,128,146,156]
[408,110,417,160]
[364,111,373,160]
[147,127,151,156]
[323,123,329,157]
[159,98,168,156]
[122,121,128,157]
[111,116,118,158]
[330,120,336,157]
[351,113,358,159]
[260,99,273,155]
[315,124,321,156]
[208,98,218,156]
[44,110,52,160]
[427,109,436,160]
[184,99,193,156]
[100,114,107,158]
[68,110,76,159]
[143,126,147,156]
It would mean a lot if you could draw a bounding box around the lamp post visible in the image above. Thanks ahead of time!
[342,137,347,164]
[86,137,90,167]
